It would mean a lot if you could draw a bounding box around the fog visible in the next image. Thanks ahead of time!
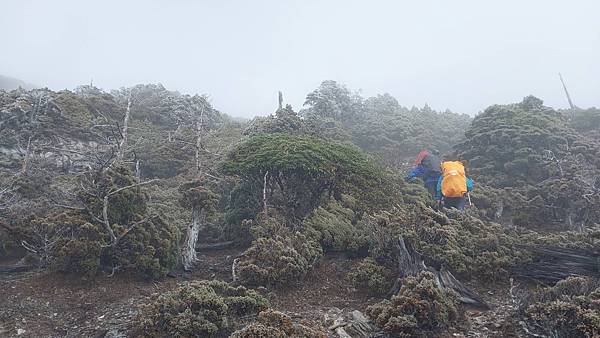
[1,0,599,117]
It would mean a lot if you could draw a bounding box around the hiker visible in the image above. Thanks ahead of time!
[406,150,442,197]
[436,160,474,210]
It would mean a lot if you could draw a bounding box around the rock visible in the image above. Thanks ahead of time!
[323,308,376,338]
[17,328,26,335]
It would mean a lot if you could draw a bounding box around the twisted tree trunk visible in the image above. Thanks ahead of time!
[182,205,206,270]
[389,236,489,309]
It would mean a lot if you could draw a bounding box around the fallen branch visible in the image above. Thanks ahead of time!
[513,244,599,283]
[196,241,235,251]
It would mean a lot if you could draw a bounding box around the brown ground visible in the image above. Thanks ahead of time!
[0,250,524,338]
[0,251,376,338]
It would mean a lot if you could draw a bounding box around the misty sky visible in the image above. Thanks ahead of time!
[1,0,599,117]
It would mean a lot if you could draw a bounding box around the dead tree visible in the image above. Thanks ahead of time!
[180,181,217,271]
[513,245,600,283]
[388,235,489,309]
[182,202,207,270]
[181,102,210,271]
[115,91,132,163]
[195,104,205,173]
[278,91,283,110]
[559,73,576,111]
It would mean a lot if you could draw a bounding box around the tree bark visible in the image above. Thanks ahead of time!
[182,205,205,270]
[389,235,489,309]
[116,92,132,162]
[195,105,205,174]
[135,160,140,181]
[263,171,269,215]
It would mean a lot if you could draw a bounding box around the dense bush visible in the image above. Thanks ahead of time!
[224,180,262,229]
[569,107,600,136]
[52,216,104,276]
[221,133,385,219]
[372,202,528,281]
[76,166,180,278]
[454,96,600,229]
[14,212,104,276]
[347,257,394,295]
[231,309,327,338]
[522,276,600,337]
[366,271,458,336]
[108,216,179,279]
[244,104,351,143]
[236,217,323,286]
[303,198,371,255]
[132,280,268,337]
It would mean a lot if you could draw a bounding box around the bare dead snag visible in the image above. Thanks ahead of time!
[263,170,269,215]
[182,205,206,270]
[195,105,205,174]
[115,91,132,163]
[135,160,140,181]
[559,72,576,111]
[278,91,283,110]
[232,257,241,283]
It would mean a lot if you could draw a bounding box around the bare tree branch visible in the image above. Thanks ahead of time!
[115,91,132,163]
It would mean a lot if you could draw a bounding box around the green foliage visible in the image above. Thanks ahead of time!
[76,166,179,278]
[237,216,323,286]
[20,209,179,279]
[371,201,528,280]
[231,309,327,338]
[222,133,385,219]
[132,121,195,178]
[303,198,371,255]
[353,101,471,167]
[455,96,600,228]
[301,81,471,167]
[366,271,458,337]
[523,276,600,337]
[570,107,600,135]
[19,212,104,276]
[54,219,104,276]
[303,80,363,123]
[110,216,179,279]
[115,83,224,130]
[178,179,220,210]
[245,103,351,143]
[80,165,147,227]
[347,257,394,295]
[224,180,262,229]
[456,96,594,186]
[132,280,268,338]
[244,105,305,136]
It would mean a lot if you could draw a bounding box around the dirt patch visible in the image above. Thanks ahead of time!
[0,250,527,338]
[0,249,239,338]
[0,250,375,337]
[266,253,377,322]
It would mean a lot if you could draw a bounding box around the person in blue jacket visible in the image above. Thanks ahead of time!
[406,150,441,198]
[435,175,474,210]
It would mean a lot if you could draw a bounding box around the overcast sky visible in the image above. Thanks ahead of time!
[1,0,599,117]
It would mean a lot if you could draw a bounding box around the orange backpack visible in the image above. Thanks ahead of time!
[440,161,467,198]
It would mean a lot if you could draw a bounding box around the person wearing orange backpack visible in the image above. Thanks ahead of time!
[435,160,474,210]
